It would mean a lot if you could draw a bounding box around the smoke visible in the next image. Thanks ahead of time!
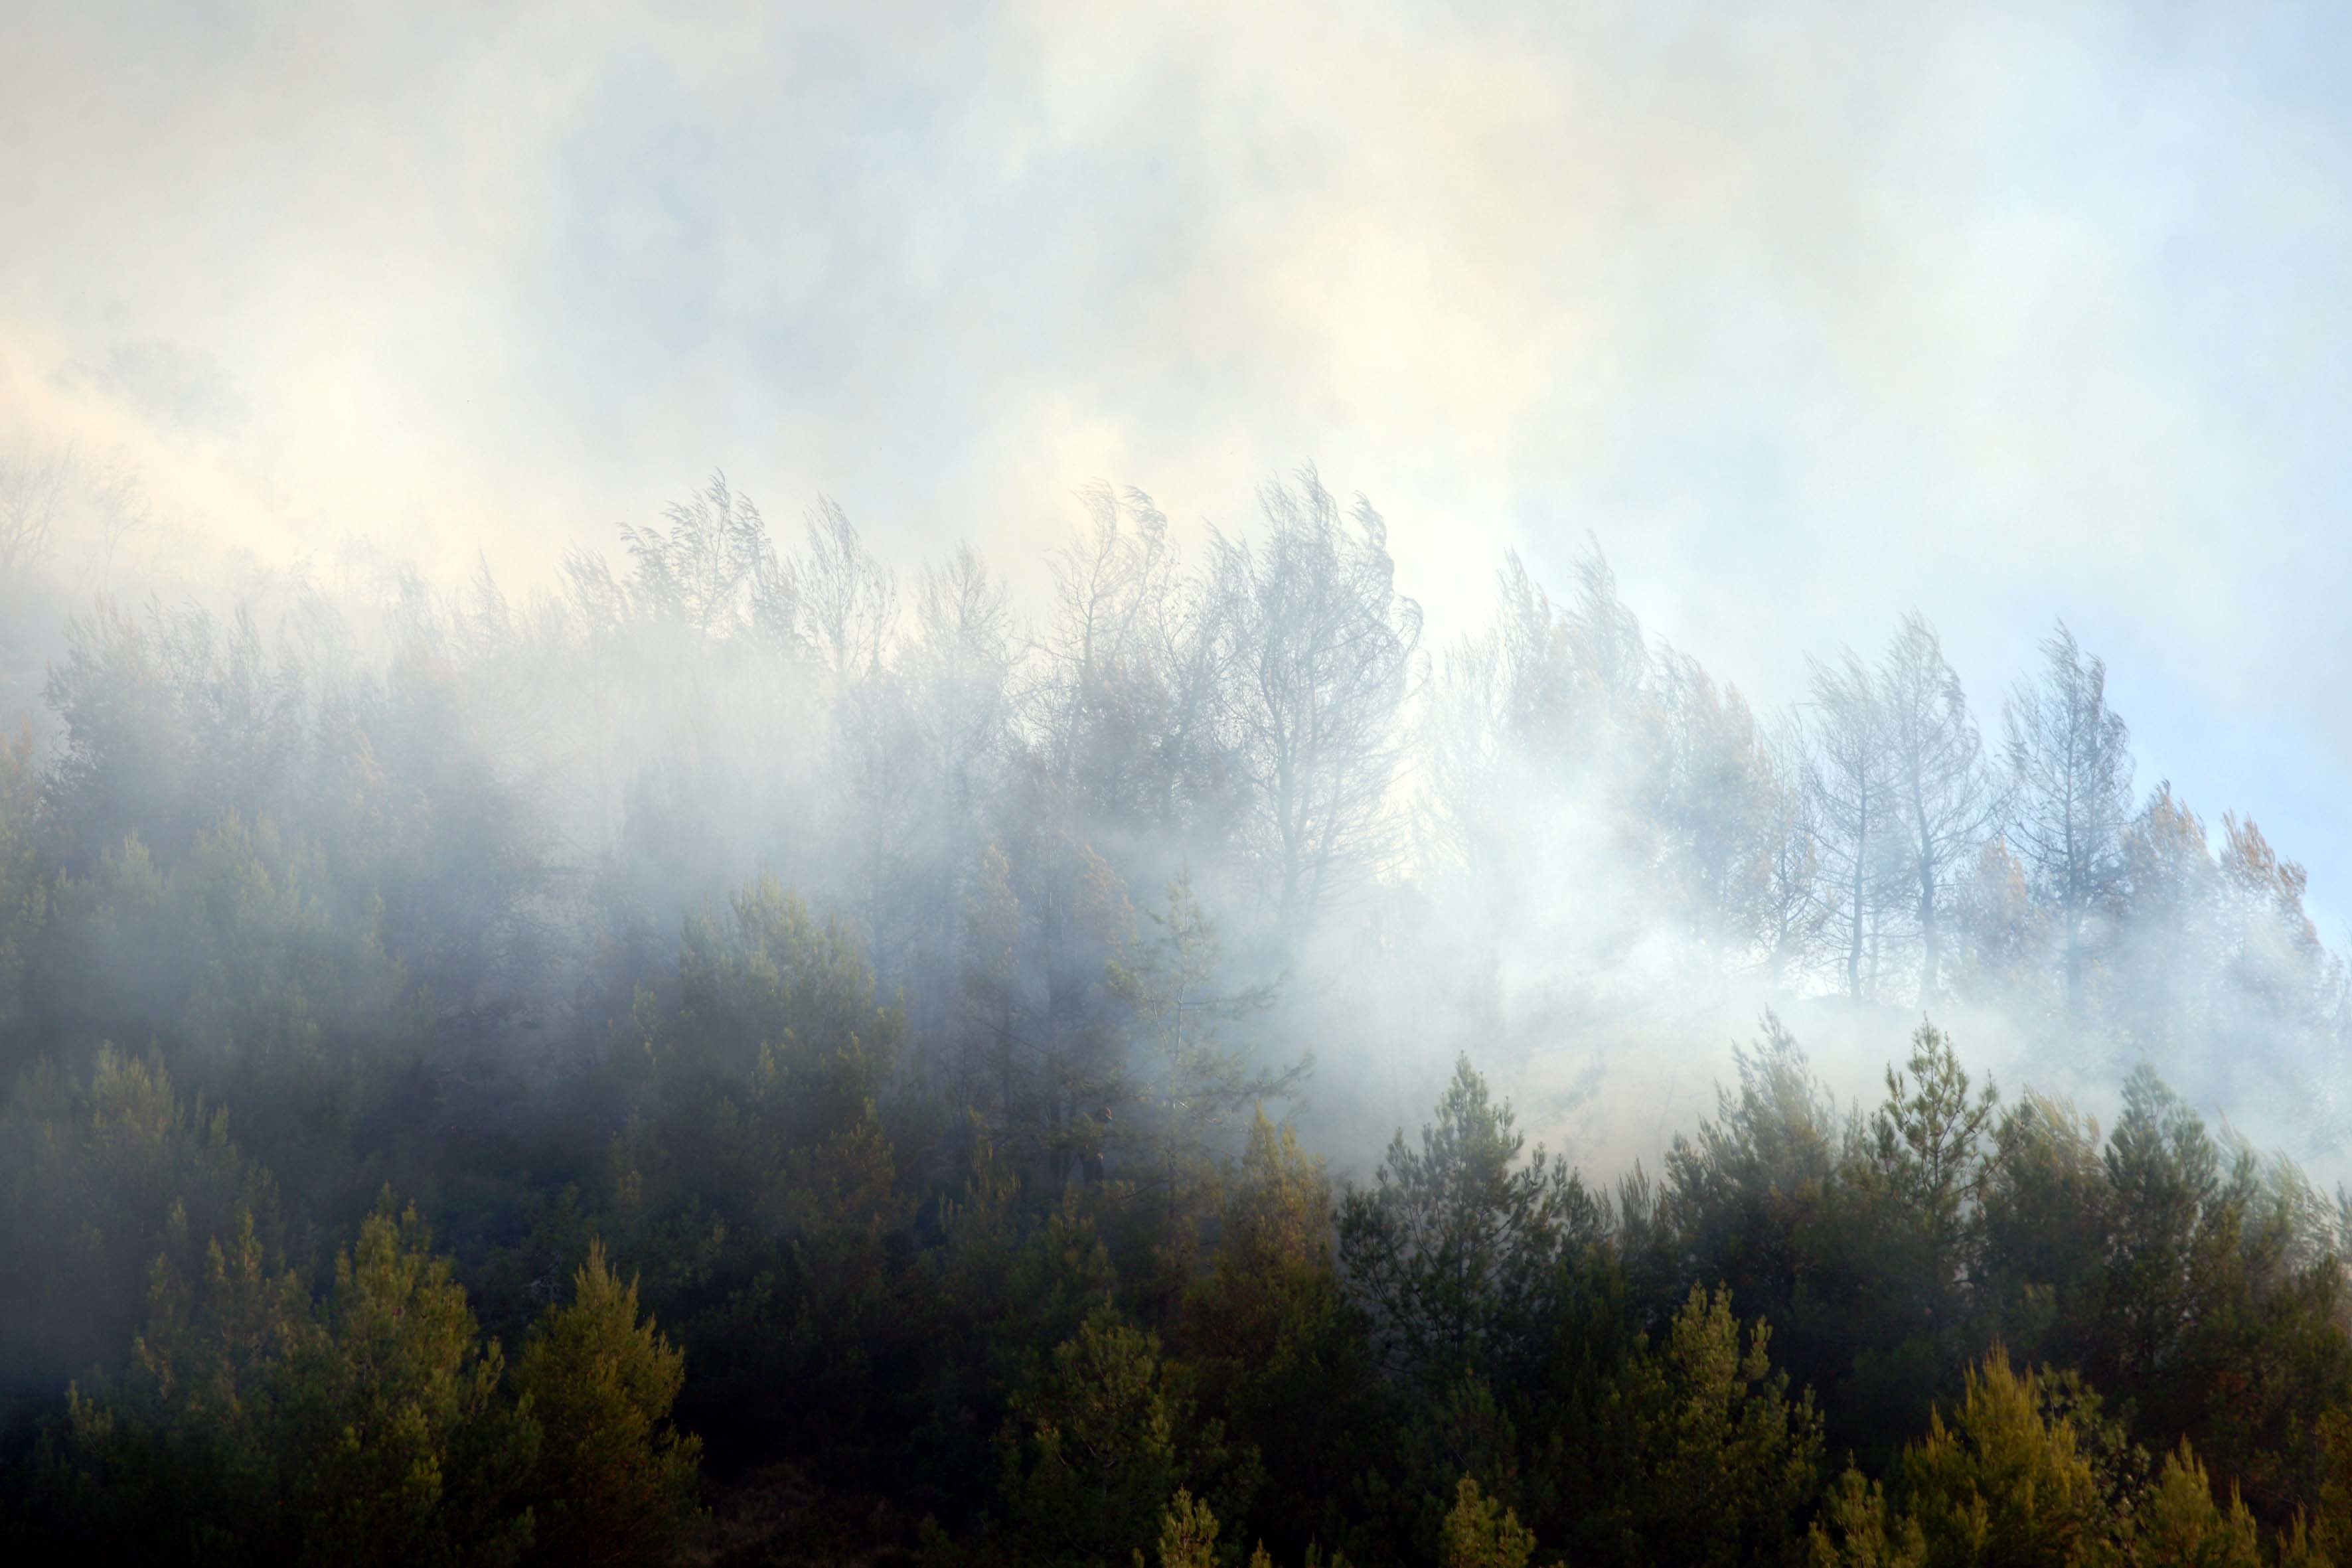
[3,449,2341,1215]
[3,1,2349,1210]
[5,6,2351,872]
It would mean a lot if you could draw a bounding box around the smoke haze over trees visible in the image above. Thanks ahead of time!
[8,1,2352,1557]
[0,457,2347,1561]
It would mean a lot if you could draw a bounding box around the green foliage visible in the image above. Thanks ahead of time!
[1380,1372,1526,1565]
[2138,1442,2262,1568]
[1822,1024,2001,1449]
[1660,1013,1842,1303]
[1192,1113,1340,1350]
[1862,1025,1999,1304]
[1808,1469,1927,1568]
[1978,1092,2111,1367]
[40,603,295,869]
[1143,1486,1224,1568]
[1108,870,1296,1193]
[1135,1487,1350,1568]
[996,1308,1188,1567]
[1441,1476,1534,1568]
[620,879,903,1238]
[1656,1016,1852,1440]
[44,815,415,1060]
[12,644,2352,1568]
[1814,1372,2287,1568]
[596,880,910,1456]
[671,876,903,1085]
[1900,1352,2120,1567]
[27,815,426,1223]
[47,1194,539,1567]
[511,1241,704,1567]
[37,599,546,1024]
[951,836,1142,1195]
[0,1046,277,1419]
[1514,1279,1820,1568]
[1338,1055,1607,1385]
[2304,1409,2352,1565]
[1659,1011,2352,1526]
[1183,1113,1374,1557]
[2089,1071,2352,1522]
[1605,1286,1824,1568]
[1813,1350,2122,1568]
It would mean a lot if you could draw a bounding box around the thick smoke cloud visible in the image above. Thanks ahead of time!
[5,1,2352,937]
[5,458,2342,1198]
[9,8,2352,1559]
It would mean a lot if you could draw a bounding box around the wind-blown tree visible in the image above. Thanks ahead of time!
[1805,649,1899,1000]
[1954,833,2049,1006]
[597,483,911,974]
[1879,613,1998,1005]
[1756,720,1826,984]
[9,460,2352,1563]
[791,495,901,681]
[2214,815,2351,1140]
[1415,609,1511,888]
[2112,783,2225,1055]
[0,442,70,605]
[2003,623,2134,1015]
[1470,544,1658,810]
[2215,813,2336,1019]
[615,470,769,639]
[1403,558,1559,1061]
[1034,484,1235,852]
[880,543,1018,1037]
[1214,469,1421,940]
[799,503,924,969]
[42,602,305,870]
[1374,541,1765,1125]
[1651,649,1782,958]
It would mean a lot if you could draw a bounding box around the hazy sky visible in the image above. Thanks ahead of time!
[7,0,2350,929]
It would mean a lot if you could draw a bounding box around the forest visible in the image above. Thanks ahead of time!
[0,465,2348,1566]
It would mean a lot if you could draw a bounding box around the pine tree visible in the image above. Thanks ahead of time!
[1338,1056,1607,1384]
[1441,1476,1535,1568]
[2138,1442,2262,1568]
[1878,614,1997,1005]
[1806,650,1899,1000]
[511,1241,704,1567]
[2003,625,2134,1014]
[998,1308,1187,1567]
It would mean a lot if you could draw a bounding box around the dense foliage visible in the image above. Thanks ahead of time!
[0,471,2346,1562]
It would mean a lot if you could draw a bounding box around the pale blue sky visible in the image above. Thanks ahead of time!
[5,0,2349,931]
